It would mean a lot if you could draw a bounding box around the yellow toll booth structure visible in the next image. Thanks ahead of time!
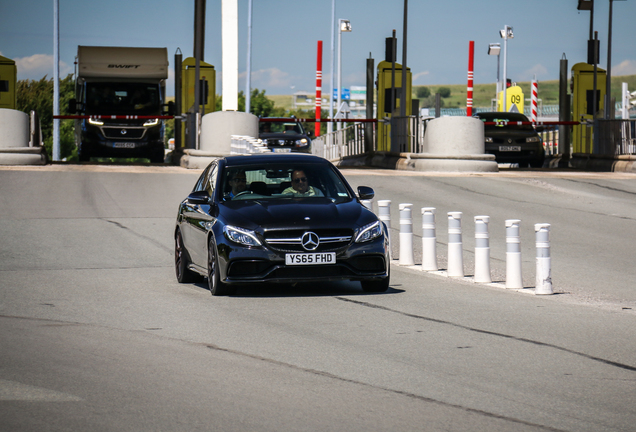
[497,85,524,113]
[571,62,606,154]
[0,55,17,110]
[181,57,216,146]
[376,60,411,152]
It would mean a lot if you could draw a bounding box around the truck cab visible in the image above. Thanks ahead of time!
[69,46,173,163]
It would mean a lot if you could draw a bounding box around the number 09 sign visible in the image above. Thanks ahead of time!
[497,86,524,113]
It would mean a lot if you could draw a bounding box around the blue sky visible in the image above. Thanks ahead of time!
[1,0,635,98]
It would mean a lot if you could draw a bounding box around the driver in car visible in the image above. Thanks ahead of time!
[226,170,247,199]
[282,169,324,197]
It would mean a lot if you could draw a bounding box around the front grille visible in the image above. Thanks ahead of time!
[102,127,146,140]
[265,229,353,252]
[266,139,294,147]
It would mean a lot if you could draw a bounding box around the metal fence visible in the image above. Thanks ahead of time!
[595,119,636,155]
[312,122,374,160]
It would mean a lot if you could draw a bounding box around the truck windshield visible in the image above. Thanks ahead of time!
[85,83,161,115]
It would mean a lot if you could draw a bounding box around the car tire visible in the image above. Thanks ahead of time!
[360,266,390,293]
[175,229,201,283]
[208,237,234,296]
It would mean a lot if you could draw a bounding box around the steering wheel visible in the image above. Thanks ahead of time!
[233,190,253,199]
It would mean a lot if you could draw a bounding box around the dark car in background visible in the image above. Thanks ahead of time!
[476,112,545,168]
[258,118,312,153]
[174,153,390,296]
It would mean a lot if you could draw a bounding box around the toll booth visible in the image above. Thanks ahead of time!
[497,85,524,113]
[571,62,606,153]
[376,60,411,152]
[0,55,17,110]
[181,57,216,147]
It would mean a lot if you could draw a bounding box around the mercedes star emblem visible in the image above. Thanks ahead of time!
[121,129,127,135]
[301,232,319,251]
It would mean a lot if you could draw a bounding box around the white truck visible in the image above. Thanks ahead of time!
[69,46,174,162]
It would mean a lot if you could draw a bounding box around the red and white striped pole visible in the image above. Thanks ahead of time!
[467,41,474,117]
[531,78,538,123]
[315,40,323,137]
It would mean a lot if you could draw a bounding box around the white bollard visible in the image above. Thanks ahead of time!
[535,223,553,295]
[421,207,438,271]
[399,203,414,266]
[378,200,392,259]
[447,212,464,277]
[361,199,373,211]
[505,219,523,289]
[474,216,492,283]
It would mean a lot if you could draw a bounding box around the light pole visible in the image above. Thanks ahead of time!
[488,43,501,97]
[337,19,351,131]
[499,25,513,112]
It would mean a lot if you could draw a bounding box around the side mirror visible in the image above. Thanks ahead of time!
[535,125,545,133]
[68,99,77,114]
[357,186,375,200]
[186,190,211,205]
[164,101,176,116]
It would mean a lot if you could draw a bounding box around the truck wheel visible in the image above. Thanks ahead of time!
[149,148,165,164]
[78,148,90,162]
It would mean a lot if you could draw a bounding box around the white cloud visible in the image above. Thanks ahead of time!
[249,68,293,90]
[14,54,72,81]
[412,71,430,82]
[613,60,636,76]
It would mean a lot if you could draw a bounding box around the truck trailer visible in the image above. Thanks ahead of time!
[69,46,173,162]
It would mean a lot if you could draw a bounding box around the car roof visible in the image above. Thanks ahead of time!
[221,153,328,167]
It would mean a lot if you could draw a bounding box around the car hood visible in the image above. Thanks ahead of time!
[260,133,307,140]
[219,198,375,231]
[484,128,538,139]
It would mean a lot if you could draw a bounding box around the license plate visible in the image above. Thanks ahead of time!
[113,142,136,149]
[273,148,291,153]
[285,252,336,265]
[499,145,521,152]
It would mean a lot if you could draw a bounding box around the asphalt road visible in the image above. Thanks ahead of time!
[0,164,635,432]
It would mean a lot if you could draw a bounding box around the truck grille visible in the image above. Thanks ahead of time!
[102,127,146,140]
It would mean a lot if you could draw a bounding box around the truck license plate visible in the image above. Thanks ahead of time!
[285,252,336,265]
[499,145,521,152]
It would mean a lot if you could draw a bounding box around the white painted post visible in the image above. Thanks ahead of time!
[535,223,553,295]
[421,207,438,271]
[378,200,392,259]
[505,219,523,289]
[474,216,492,283]
[447,212,464,277]
[361,199,373,211]
[399,203,414,266]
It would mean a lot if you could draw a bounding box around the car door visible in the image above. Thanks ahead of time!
[188,163,218,267]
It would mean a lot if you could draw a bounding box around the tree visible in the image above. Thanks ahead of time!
[16,74,76,160]
[438,87,451,98]
[216,88,286,118]
[415,86,430,99]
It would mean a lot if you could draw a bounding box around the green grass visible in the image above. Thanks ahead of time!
[266,74,636,111]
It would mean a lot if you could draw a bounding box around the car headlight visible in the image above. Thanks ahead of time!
[143,118,159,127]
[224,225,262,247]
[294,138,308,147]
[88,117,104,126]
[526,136,541,143]
[485,137,493,143]
[355,221,382,243]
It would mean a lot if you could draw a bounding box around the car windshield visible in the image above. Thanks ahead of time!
[85,82,161,115]
[478,113,535,131]
[259,121,304,135]
[221,163,353,202]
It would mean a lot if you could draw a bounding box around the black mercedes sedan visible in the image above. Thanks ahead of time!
[174,154,390,295]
